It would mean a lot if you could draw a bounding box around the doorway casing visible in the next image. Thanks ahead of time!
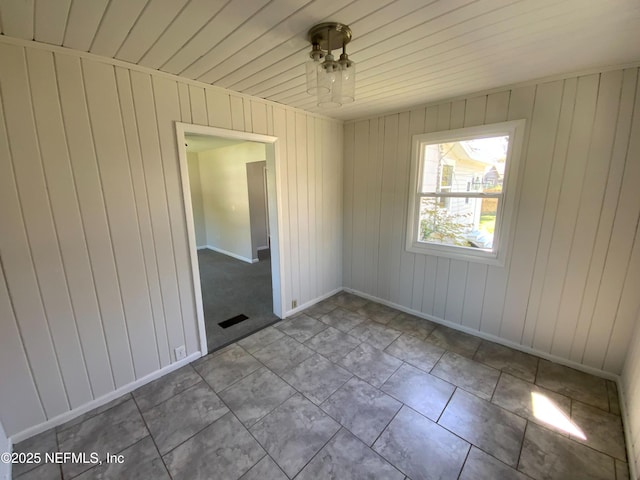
[175,122,285,355]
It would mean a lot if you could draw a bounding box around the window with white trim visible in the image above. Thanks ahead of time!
[406,120,525,266]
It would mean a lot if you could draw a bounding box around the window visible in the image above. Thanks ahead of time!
[406,120,525,265]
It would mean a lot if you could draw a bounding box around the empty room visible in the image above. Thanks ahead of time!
[0,1,639,480]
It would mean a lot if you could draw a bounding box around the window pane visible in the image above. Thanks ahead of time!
[421,136,509,194]
[418,197,498,250]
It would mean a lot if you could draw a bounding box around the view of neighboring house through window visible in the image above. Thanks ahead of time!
[406,120,525,265]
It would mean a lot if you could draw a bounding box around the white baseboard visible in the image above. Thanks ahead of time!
[345,287,619,381]
[284,288,343,318]
[10,352,202,444]
[202,245,254,264]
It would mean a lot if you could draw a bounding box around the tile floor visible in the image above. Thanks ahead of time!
[13,292,629,480]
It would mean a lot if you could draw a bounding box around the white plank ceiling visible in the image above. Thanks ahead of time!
[0,0,638,120]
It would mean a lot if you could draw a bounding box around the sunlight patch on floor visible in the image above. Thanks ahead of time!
[531,392,586,440]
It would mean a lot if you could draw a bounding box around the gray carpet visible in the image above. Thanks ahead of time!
[198,248,278,353]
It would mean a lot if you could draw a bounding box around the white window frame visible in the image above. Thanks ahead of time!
[406,119,526,266]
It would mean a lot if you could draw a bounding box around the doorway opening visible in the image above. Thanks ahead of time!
[176,123,284,354]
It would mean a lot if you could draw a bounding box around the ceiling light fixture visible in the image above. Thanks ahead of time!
[306,22,355,107]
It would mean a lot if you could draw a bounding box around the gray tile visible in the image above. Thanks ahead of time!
[252,335,315,374]
[431,351,500,400]
[615,460,630,480]
[14,463,61,480]
[474,341,539,383]
[57,399,147,478]
[281,354,352,404]
[275,314,327,342]
[301,299,338,319]
[133,365,202,412]
[237,326,285,354]
[56,394,132,433]
[73,436,170,480]
[304,326,361,362]
[321,377,402,446]
[607,380,621,416]
[373,406,470,480]
[349,321,402,350]
[385,334,445,372]
[12,429,57,477]
[426,325,481,358]
[250,394,340,478]
[492,373,572,435]
[329,292,368,311]
[536,360,609,411]
[439,389,526,468]
[319,307,367,333]
[239,455,287,480]
[356,301,401,324]
[386,312,437,340]
[297,428,404,480]
[459,447,530,480]
[164,412,265,480]
[195,344,262,392]
[339,342,403,388]
[143,381,228,454]
[382,364,455,421]
[219,367,295,427]
[570,401,626,460]
[519,422,615,480]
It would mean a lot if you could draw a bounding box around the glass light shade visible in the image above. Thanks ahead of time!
[336,61,355,104]
[305,58,329,95]
[318,67,341,108]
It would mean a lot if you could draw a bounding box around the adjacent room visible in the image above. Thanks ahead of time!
[0,1,639,480]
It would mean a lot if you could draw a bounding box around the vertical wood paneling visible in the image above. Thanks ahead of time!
[295,112,310,303]
[307,116,317,298]
[205,89,231,129]
[152,76,199,355]
[0,41,343,437]
[344,68,639,375]
[343,123,355,289]
[622,317,640,477]
[521,78,577,347]
[83,60,159,378]
[582,74,640,369]
[364,117,383,296]
[352,120,369,293]
[29,49,109,403]
[0,258,46,434]
[408,108,427,312]
[501,80,564,345]
[115,67,170,368]
[189,86,207,125]
[530,76,599,351]
[285,109,300,305]
[55,54,132,389]
[129,71,185,361]
[551,72,623,359]
[0,44,71,417]
[388,111,411,305]
[481,85,535,337]
[377,114,399,299]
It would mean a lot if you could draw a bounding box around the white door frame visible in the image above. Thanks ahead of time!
[175,122,285,355]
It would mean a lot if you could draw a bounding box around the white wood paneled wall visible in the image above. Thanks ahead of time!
[0,39,342,437]
[344,68,640,375]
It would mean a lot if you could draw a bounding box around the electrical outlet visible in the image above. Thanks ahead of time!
[292,300,297,308]
[175,345,186,361]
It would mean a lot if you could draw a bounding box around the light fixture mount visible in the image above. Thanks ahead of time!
[307,22,352,51]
